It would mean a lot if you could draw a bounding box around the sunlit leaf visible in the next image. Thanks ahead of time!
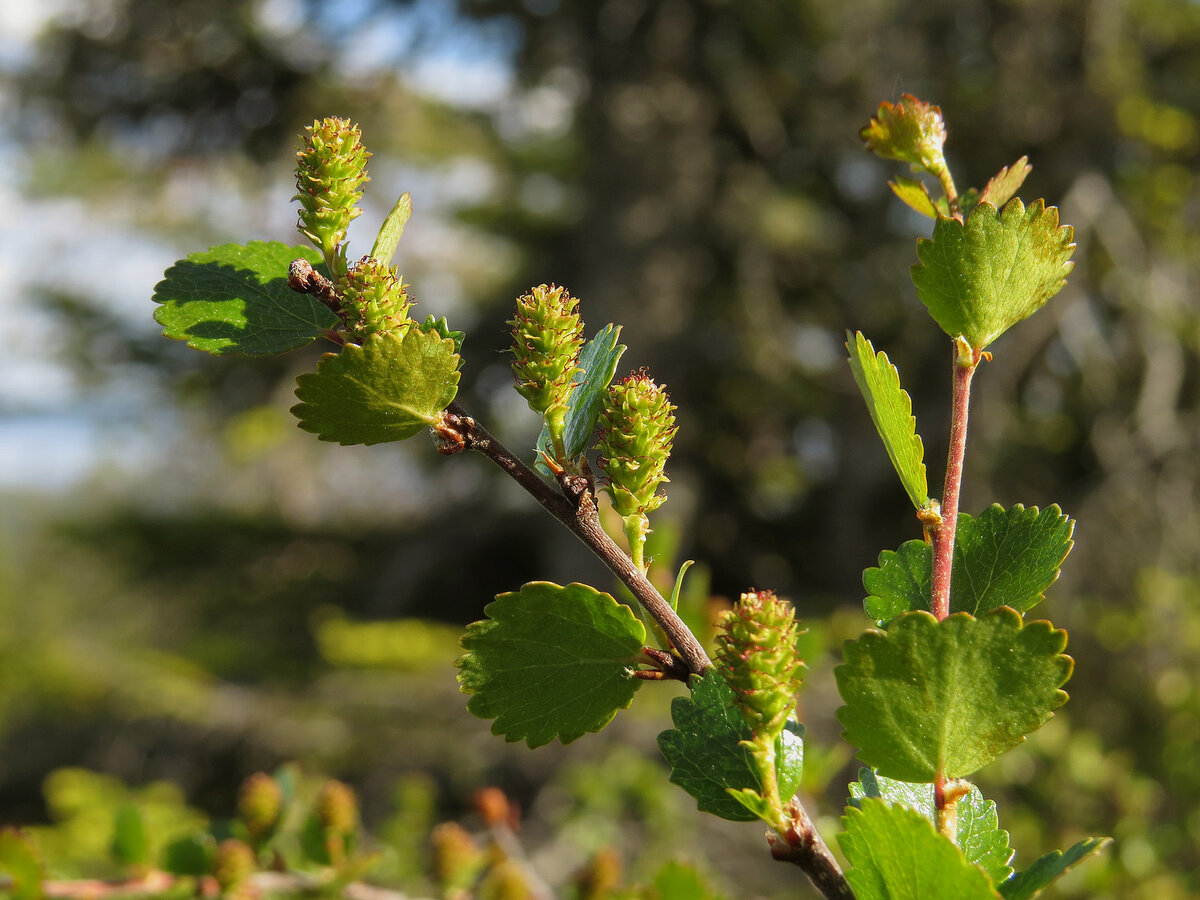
[458,582,646,748]
[846,331,928,509]
[836,609,1072,782]
[292,329,460,445]
[911,199,1075,350]
[999,838,1111,900]
[840,799,1001,900]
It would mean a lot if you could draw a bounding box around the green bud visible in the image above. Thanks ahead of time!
[315,779,359,837]
[294,117,371,274]
[596,370,677,518]
[508,284,584,428]
[237,773,283,842]
[573,847,622,900]
[714,590,805,734]
[431,821,485,893]
[479,859,534,900]
[213,839,256,892]
[341,256,412,337]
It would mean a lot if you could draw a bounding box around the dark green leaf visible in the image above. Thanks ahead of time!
[111,804,150,867]
[657,671,804,822]
[836,608,1072,782]
[846,331,928,509]
[849,769,1013,883]
[292,329,461,445]
[864,504,1074,623]
[153,242,340,355]
[535,324,626,470]
[162,833,217,876]
[840,799,1001,900]
[911,199,1075,350]
[457,582,646,748]
[0,829,44,900]
[999,838,1111,900]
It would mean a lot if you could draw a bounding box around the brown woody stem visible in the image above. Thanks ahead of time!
[930,339,981,621]
[434,402,712,676]
[768,800,856,900]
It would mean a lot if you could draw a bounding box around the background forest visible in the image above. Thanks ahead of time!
[2,0,1200,897]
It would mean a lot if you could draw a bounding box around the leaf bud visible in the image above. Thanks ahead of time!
[473,787,517,829]
[341,256,412,337]
[479,859,534,900]
[860,94,947,176]
[237,773,283,842]
[431,822,485,892]
[294,117,371,271]
[596,370,677,518]
[212,838,256,892]
[508,284,584,423]
[573,847,622,900]
[714,590,805,734]
[314,779,359,837]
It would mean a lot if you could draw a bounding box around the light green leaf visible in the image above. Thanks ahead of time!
[836,608,1072,782]
[911,199,1075,350]
[371,192,412,266]
[863,504,1075,623]
[0,829,44,900]
[535,324,626,470]
[153,242,340,355]
[292,329,460,445]
[979,157,1032,209]
[889,176,939,219]
[649,861,727,900]
[840,799,1001,900]
[657,671,804,822]
[418,314,465,355]
[849,769,1014,883]
[457,582,646,748]
[999,838,1111,900]
[846,331,928,508]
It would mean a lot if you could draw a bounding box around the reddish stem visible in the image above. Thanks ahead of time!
[930,342,980,621]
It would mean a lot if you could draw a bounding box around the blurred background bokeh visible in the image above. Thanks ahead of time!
[2,0,1200,896]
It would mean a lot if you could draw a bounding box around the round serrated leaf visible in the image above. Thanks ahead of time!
[911,199,1075,350]
[840,799,1001,900]
[835,608,1072,782]
[457,582,646,748]
[657,670,804,822]
[864,504,1074,624]
[292,329,460,445]
[153,242,340,355]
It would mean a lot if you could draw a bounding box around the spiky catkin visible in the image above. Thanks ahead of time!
[294,117,370,269]
[596,371,677,517]
[341,256,412,337]
[714,590,805,734]
[508,284,584,418]
[237,773,283,841]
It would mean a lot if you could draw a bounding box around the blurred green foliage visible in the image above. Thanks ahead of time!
[5,0,1200,896]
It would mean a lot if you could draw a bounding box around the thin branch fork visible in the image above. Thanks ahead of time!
[434,402,712,677]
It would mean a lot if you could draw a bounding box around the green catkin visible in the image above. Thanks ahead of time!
[294,117,371,275]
